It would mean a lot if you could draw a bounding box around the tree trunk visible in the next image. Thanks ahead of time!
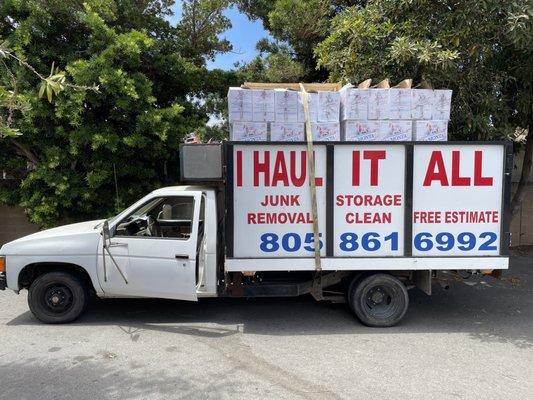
[511,122,533,217]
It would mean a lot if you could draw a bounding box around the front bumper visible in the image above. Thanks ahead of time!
[0,273,6,290]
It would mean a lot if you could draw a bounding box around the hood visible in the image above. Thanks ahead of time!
[1,219,105,256]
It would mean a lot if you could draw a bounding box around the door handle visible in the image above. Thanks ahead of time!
[109,242,128,248]
[175,254,189,260]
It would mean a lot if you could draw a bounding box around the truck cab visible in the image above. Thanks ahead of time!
[0,186,219,323]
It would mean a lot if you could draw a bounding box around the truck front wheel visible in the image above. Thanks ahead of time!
[28,271,89,324]
[349,273,409,327]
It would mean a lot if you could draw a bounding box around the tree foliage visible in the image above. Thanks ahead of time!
[0,0,236,226]
[315,0,532,143]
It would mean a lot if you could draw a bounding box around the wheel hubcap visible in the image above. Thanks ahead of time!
[44,285,73,313]
[363,284,396,318]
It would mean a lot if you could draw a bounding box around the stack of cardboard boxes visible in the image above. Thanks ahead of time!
[340,80,452,141]
[228,82,452,142]
[229,87,341,141]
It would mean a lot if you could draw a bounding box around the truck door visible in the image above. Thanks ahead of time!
[97,192,203,300]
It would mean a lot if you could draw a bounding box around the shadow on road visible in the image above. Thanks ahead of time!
[7,252,533,349]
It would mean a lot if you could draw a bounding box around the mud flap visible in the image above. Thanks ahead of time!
[414,270,432,295]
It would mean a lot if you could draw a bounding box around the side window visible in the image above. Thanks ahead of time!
[115,196,195,239]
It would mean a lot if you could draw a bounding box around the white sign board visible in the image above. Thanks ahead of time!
[231,143,507,259]
[334,145,405,256]
[233,145,327,257]
[412,144,503,256]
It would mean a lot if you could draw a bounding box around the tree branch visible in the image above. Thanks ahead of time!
[11,138,39,166]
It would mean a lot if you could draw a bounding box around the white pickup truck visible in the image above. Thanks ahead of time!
[0,141,512,327]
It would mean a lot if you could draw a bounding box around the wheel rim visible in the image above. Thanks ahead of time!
[361,284,400,320]
[43,285,74,314]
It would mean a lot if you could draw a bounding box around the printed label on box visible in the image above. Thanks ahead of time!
[378,121,412,141]
[341,88,369,120]
[270,123,305,141]
[252,90,275,122]
[275,90,299,123]
[228,88,253,122]
[368,89,390,120]
[389,89,411,119]
[312,122,340,141]
[414,120,448,141]
[433,89,452,120]
[341,121,379,141]
[231,122,268,141]
[318,91,341,122]
[411,89,434,120]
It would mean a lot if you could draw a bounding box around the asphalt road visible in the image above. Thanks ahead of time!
[0,251,531,400]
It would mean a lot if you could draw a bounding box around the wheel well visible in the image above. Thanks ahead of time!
[18,262,96,293]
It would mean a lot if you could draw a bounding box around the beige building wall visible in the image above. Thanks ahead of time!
[0,205,39,246]
[510,184,533,247]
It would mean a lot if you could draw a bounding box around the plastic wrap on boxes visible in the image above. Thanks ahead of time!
[230,122,268,141]
[341,121,379,141]
[252,90,275,122]
[377,120,412,141]
[411,89,434,120]
[368,89,390,120]
[275,89,299,122]
[311,122,340,141]
[270,122,305,141]
[228,88,253,122]
[414,120,448,141]
[340,86,368,120]
[433,89,452,120]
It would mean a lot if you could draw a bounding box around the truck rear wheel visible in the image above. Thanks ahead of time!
[349,273,409,327]
[28,271,89,324]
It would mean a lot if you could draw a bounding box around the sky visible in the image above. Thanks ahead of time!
[169,3,269,70]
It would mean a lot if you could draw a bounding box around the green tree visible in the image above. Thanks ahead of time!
[234,0,359,81]
[0,0,234,226]
[315,0,532,214]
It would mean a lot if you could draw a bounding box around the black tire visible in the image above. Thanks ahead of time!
[28,271,89,324]
[349,273,409,327]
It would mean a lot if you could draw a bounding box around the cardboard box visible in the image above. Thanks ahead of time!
[252,90,275,122]
[411,89,434,120]
[228,88,253,122]
[368,89,390,120]
[311,122,340,141]
[433,89,452,120]
[297,92,318,122]
[414,120,448,141]
[341,120,379,141]
[389,88,411,119]
[275,89,299,122]
[270,122,305,141]
[340,87,368,120]
[230,122,268,141]
[318,91,341,122]
[377,120,412,141]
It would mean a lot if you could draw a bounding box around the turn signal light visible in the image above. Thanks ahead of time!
[0,257,5,273]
